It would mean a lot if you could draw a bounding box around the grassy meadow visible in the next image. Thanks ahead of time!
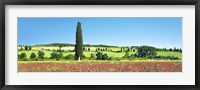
[18,45,182,72]
[18,46,182,60]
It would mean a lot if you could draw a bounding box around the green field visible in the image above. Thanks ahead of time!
[18,46,182,60]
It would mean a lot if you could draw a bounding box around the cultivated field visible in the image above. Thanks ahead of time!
[18,61,181,72]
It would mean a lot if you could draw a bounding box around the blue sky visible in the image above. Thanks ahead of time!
[18,17,182,49]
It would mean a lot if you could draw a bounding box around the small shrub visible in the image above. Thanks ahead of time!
[58,53,63,58]
[50,52,57,59]
[102,54,109,60]
[50,52,63,60]
[65,54,74,60]
[96,52,103,60]
[82,54,86,59]
[89,53,96,60]
[96,52,109,60]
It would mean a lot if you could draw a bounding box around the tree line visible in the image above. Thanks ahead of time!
[157,47,182,52]
[19,46,32,51]
[18,45,180,61]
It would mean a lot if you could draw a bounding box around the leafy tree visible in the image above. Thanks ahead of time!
[96,52,109,60]
[75,22,83,60]
[38,51,45,59]
[102,54,109,60]
[50,52,58,59]
[19,53,27,60]
[136,46,157,58]
[30,52,36,59]
[96,52,103,60]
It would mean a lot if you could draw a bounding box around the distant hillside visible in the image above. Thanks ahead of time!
[33,43,123,48]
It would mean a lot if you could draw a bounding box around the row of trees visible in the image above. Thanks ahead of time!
[20,46,32,51]
[18,50,45,60]
[83,47,90,51]
[121,48,135,52]
[96,48,112,52]
[34,43,119,48]
[18,51,96,61]
[157,47,182,52]
[83,47,113,52]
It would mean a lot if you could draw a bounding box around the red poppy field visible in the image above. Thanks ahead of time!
[18,61,182,72]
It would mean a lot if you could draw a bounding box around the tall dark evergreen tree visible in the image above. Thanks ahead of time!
[25,46,28,50]
[29,46,32,50]
[75,22,83,60]
[20,46,23,50]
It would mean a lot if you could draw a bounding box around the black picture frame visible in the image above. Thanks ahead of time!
[0,0,200,90]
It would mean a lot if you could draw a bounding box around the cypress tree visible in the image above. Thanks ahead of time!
[75,22,83,60]
[20,46,23,50]
[29,46,32,50]
[25,46,28,50]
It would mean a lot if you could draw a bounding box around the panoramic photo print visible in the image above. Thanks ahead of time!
[18,18,182,72]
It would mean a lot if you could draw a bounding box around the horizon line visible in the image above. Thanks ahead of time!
[17,43,182,49]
